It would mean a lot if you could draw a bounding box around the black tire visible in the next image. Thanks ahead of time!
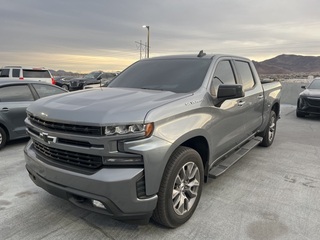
[61,84,69,90]
[152,146,204,228]
[0,126,7,150]
[296,100,305,118]
[259,110,277,147]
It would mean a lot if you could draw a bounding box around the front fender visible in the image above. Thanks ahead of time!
[124,128,211,196]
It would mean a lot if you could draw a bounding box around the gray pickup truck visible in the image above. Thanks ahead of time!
[24,52,281,228]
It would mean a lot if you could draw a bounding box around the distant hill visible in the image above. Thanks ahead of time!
[254,54,320,75]
[50,69,82,77]
[49,54,320,77]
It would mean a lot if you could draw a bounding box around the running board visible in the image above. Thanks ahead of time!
[208,136,262,178]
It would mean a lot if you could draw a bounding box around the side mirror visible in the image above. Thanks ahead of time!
[217,84,244,100]
[97,76,102,80]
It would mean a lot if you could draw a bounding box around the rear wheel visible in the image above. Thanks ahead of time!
[0,126,7,150]
[259,110,277,147]
[152,146,204,228]
[61,84,69,90]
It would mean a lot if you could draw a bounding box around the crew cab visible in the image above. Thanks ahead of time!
[24,52,281,228]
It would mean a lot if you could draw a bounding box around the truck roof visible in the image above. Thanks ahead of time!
[145,51,250,61]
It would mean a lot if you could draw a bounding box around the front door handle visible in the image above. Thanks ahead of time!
[238,101,245,107]
[0,107,9,112]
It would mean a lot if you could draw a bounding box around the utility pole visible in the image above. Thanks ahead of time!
[135,41,148,59]
[142,25,150,58]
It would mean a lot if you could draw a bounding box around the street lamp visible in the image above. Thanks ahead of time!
[142,25,150,58]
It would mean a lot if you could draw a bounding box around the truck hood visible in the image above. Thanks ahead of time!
[27,87,190,125]
[300,89,320,98]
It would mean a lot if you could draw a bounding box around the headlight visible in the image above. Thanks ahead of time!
[105,123,154,137]
[298,97,306,108]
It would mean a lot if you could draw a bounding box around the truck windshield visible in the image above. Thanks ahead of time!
[84,71,101,79]
[308,79,320,89]
[108,59,211,93]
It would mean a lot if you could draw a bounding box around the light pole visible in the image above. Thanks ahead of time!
[142,25,150,58]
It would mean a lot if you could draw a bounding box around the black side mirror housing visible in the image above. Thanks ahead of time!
[217,84,244,100]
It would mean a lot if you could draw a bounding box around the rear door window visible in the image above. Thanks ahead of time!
[0,85,34,102]
[23,70,51,78]
[32,84,66,98]
[234,61,255,91]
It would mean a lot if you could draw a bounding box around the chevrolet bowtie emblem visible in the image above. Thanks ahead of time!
[39,132,57,144]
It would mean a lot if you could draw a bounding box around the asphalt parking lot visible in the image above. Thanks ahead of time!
[1,104,320,240]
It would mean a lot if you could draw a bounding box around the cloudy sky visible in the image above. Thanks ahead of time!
[1,0,320,73]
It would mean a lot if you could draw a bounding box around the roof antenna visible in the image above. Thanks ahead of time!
[197,50,206,57]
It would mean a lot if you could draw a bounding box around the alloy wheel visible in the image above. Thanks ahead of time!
[268,115,276,142]
[172,162,200,215]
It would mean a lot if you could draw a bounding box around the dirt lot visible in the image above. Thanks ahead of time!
[0,105,320,240]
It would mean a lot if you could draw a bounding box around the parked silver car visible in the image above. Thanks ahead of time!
[0,80,67,149]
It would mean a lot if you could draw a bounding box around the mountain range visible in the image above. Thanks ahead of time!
[253,54,320,75]
[51,54,320,77]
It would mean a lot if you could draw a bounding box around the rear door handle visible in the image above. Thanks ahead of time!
[257,95,263,100]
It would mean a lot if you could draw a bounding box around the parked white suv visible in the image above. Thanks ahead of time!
[0,66,55,84]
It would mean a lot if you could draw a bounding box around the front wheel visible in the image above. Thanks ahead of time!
[152,146,204,228]
[259,110,277,147]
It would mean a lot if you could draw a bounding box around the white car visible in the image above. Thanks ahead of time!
[0,66,55,84]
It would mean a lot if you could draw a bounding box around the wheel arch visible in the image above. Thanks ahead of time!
[180,136,210,182]
[0,122,10,141]
[158,132,211,191]
[272,101,280,119]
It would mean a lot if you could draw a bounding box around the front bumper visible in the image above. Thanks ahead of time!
[24,141,157,221]
[68,81,85,91]
[297,97,320,115]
